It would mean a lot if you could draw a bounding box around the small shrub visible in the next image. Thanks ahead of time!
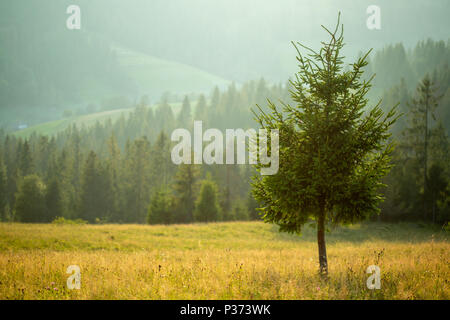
[443,221,450,232]
[51,217,88,225]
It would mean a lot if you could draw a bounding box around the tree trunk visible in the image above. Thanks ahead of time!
[317,211,328,276]
[432,195,436,224]
[424,89,429,221]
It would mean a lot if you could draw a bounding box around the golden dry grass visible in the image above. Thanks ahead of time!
[0,221,448,299]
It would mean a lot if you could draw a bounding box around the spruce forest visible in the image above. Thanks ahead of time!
[1,38,449,225]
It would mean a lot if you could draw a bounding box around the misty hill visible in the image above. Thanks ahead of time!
[0,32,228,129]
[0,1,230,128]
[114,46,229,99]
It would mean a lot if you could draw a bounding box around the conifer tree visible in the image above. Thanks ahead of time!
[194,179,219,222]
[79,151,104,222]
[177,95,192,127]
[172,164,199,223]
[106,134,121,221]
[18,140,33,176]
[0,157,7,220]
[45,178,63,222]
[252,15,398,275]
[152,132,172,187]
[403,75,442,221]
[194,94,207,122]
[233,201,249,221]
[14,174,46,222]
[147,187,174,225]
[246,191,260,220]
[123,137,152,223]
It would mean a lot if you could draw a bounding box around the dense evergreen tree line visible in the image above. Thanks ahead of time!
[373,40,450,223]
[0,39,448,225]
[0,79,288,223]
[380,75,449,223]
[368,39,449,91]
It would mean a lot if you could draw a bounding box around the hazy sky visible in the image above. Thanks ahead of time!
[2,0,449,82]
[79,0,450,81]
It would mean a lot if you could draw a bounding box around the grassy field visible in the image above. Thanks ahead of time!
[13,108,134,139]
[0,221,448,300]
[13,100,193,139]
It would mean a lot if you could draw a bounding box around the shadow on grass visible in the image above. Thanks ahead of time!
[269,221,449,244]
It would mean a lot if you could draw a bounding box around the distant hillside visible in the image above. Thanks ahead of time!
[114,46,230,99]
[12,100,194,139]
[0,2,230,128]
[12,108,134,139]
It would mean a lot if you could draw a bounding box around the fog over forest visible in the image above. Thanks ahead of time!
[1,0,449,126]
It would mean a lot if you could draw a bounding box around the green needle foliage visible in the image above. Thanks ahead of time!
[251,14,399,275]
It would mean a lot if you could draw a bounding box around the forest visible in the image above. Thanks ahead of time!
[0,38,448,226]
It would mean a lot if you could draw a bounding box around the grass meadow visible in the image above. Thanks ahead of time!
[0,221,448,300]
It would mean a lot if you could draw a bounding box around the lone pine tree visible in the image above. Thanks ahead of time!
[251,15,398,275]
